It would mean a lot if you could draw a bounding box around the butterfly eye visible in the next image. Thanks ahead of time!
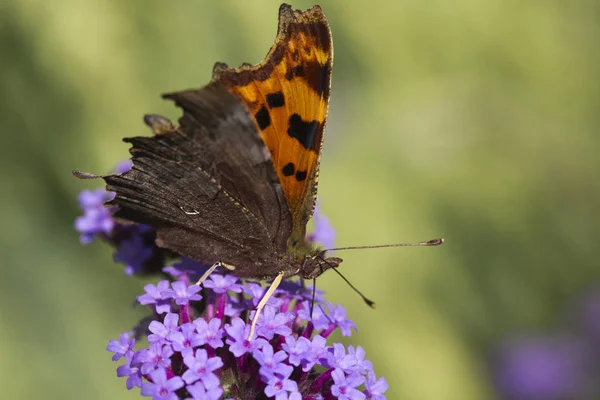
[300,257,323,280]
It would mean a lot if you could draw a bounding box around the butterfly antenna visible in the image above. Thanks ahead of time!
[318,238,444,309]
[330,267,376,308]
[318,256,377,309]
[325,237,444,252]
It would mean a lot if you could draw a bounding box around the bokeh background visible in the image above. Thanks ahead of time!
[3,0,600,399]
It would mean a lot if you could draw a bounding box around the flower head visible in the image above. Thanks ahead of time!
[114,233,155,275]
[75,189,115,243]
[107,332,135,361]
[136,342,173,374]
[331,368,366,400]
[253,343,293,381]
[365,370,388,400]
[106,272,386,399]
[307,201,336,251]
[493,335,593,400]
[162,281,202,306]
[138,280,172,315]
[181,349,223,387]
[141,368,184,400]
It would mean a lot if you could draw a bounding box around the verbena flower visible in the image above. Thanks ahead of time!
[492,335,594,400]
[575,289,600,349]
[490,287,600,400]
[307,202,335,252]
[75,161,169,276]
[77,162,388,399]
[75,189,115,244]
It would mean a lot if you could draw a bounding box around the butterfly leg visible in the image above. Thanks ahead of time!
[195,261,236,286]
[247,272,285,341]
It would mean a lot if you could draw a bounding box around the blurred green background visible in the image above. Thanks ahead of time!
[2,0,600,399]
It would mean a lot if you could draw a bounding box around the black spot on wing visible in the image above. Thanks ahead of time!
[266,92,285,108]
[282,162,295,176]
[255,105,271,130]
[287,114,318,150]
[295,170,307,181]
[284,62,330,99]
[305,62,330,98]
[285,65,305,81]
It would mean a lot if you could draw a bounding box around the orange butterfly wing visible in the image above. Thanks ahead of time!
[212,4,333,240]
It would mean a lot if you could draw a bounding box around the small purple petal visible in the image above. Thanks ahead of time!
[181,349,224,388]
[141,368,184,400]
[116,352,142,390]
[75,189,115,243]
[253,343,292,381]
[225,318,268,357]
[298,301,330,331]
[327,304,357,336]
[185,381,224,400]
[148,313,179,344]
[277,280,325,303]
[307,201,336,250]
[138,280,172,314]
[167,323,203,357]
[136,343,173,375]
[331,368,366,400]
[107,332,135,361]
[193,318,225,349]
[365,370,388,400]
[254,306,292,340]
[243,282,281,308]
[302,335,329,372]
[161,281,202,306]
[114,159,133,174]
[164,258,212,280]
[203,274,243,294]
[282,336,311,367]
[114,234,153,276]
[264,373,300,400]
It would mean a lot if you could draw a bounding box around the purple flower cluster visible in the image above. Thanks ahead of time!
[106,260,387,400]
[76,162,388,399]
[75,161,168,275]
[307,202,336,252]
[492,289,600,400]
[75,188,115,244]
[493,336,593,400]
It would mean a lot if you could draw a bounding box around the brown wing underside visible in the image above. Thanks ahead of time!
[212,3,333,239]
[104,84,293,273]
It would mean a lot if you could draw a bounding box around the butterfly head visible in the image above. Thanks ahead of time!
[300,252,343,280]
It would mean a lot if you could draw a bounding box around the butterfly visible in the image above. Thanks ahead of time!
[76,4,442,339]
[83,4,337,338]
